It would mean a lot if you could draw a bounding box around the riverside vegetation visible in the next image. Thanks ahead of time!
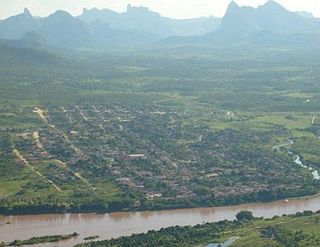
[75,211,320,247]
[0,232,78,246]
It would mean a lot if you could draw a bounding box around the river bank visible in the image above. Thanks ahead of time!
[1,193,320,247]
[1,185,318,216]
[75,211,320,247]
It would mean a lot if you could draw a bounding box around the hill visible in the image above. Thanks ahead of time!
[0,43,63,67]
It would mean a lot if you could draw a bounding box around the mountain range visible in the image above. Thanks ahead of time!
[79,4,220,37]
[0,1,319,50]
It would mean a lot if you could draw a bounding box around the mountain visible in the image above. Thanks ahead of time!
[78,4,220,37]
[218,0,320,37]
[256,1,319,33]
[296,11,314,19]
[90,19,160,46]
[0,8,161,49]
[0,9,92,48]
[161,1,320,49]
[0,8,167,49]
[1,1,320,50]
[37,10,95,48]
[218,1,261,37]
[0,8,39,40]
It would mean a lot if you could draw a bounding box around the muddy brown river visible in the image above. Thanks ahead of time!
[1,195,320,247]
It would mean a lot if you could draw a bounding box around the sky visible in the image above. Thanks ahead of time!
[0,0,319,20]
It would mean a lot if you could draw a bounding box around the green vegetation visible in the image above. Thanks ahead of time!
[0,232,78,246]
[235,211,254,222]
[75,211,320,247]
[84,236,100,241]
[0,44,320,214]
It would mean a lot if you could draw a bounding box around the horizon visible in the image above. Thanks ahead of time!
[0,0,319,20]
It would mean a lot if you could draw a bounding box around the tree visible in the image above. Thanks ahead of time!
[236,210,254,221]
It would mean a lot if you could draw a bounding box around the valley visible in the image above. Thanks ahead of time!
[1,46,320,214]
[1,1,320,245]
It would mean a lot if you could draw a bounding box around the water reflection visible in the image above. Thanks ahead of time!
[109,211,135,221]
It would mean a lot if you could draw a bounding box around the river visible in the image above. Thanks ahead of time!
[1,195,320,247]
[292,154,320,180]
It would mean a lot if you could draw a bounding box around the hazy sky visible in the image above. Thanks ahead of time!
[1,0,319,19]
